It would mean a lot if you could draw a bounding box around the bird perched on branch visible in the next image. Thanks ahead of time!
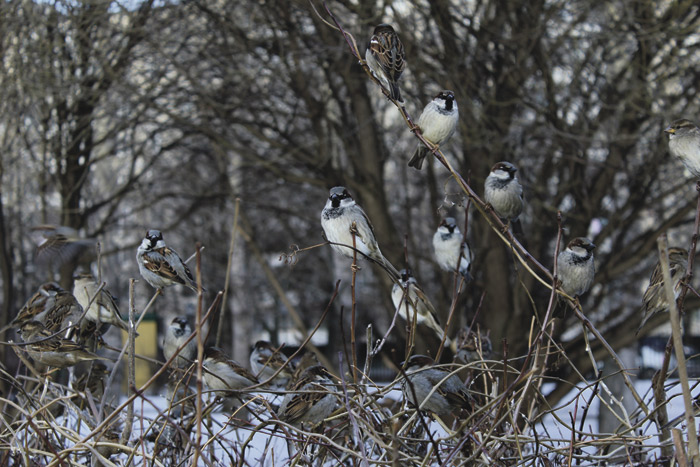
[73,273,129,333]
[392,269,452,347]
[136,230,202,292]
[408,90,459,170]
[202,347,258,394]
[402,355,471,417]
[637,247,688,335]
[42,289,85,339]
[557,237,596,298]
[9,282,64,329]
[485,161,524,231]
[277,365,338,428]
[249,340,293,387]
[454,327,493,365]
[321,186,400,280]
[162,317,196,368]
[665,119,700,178]
[432,217,472,281]
[365,24,406,103]
[18,320,108,368]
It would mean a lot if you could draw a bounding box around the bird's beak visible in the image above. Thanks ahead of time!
[589,243,596,251]
[664,126,675,134]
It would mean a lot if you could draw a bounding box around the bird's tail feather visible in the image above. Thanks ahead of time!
[408,146,428,170]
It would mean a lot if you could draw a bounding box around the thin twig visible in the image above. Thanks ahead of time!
[658,234,699,462]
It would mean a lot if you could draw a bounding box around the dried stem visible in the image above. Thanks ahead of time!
[657,234,699,462]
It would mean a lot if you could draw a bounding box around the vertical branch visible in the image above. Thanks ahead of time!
[350,222,358,384]
[193,245,205,466]
[216,197,240,347]
[657,234,699,462]
[678,181,700,313]
[119,279,136,447]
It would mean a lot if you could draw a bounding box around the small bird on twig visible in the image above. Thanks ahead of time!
[202,347,258,395]
[432,217,472,281]
[402,355,471,417]
[249,340,293,387]
[665,119,700,178]
[408,90,459,170]
[162,316,196,368]
[18,320,109,368]
[365,24,406,103]
[277,365,338,428]
[557,237,596,298]
[73,273,129,333]
[637,247,688,335]
[485,161,524,236]
[9,282,64,329]
[392,269,452,347]
[136,230,202,292]
[321,186,400,280]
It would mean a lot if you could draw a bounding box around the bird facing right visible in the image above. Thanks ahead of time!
[73,273,129,332]
[136,230,201,292]
[432,217,472,280]
[637,247,688,335]
[665,119,700,178]
[408,90,459,170]
[556,237,596,297]
[202,347,259,394]
[364,24,406,103]
[484,161,523,222]
[402,355,471,417]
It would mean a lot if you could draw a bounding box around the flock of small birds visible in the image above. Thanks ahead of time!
[7,22,700,453]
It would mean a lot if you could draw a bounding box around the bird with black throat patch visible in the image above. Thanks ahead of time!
[136,230,203,292]
[556,237,596,298]
[432,217,472,281]
[408,90,459,170]
[321,186,400,280]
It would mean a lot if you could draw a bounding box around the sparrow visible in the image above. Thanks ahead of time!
[484,161,523,223]
[365,24,406,103]
[408,91,459,170]
[136,229,201,292]
[665,119,700,178]
[202,347,259,394]
[454,327,493,364]
[321,186,399,280]
[162,317,196,368]
[277,365,338,427]
[249,340,293,387]
[9,282,65,329]
[556,237,596,297]
[74,362,109,397]
[637,247,688,335]
[432,217,472,280]
[32,225,95,269]
[73,274,129,332]
[18,320,108,368]
[391,269,451,346]
[402,355,471,417]
[288,349,320,389]
[42,290,85,339]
